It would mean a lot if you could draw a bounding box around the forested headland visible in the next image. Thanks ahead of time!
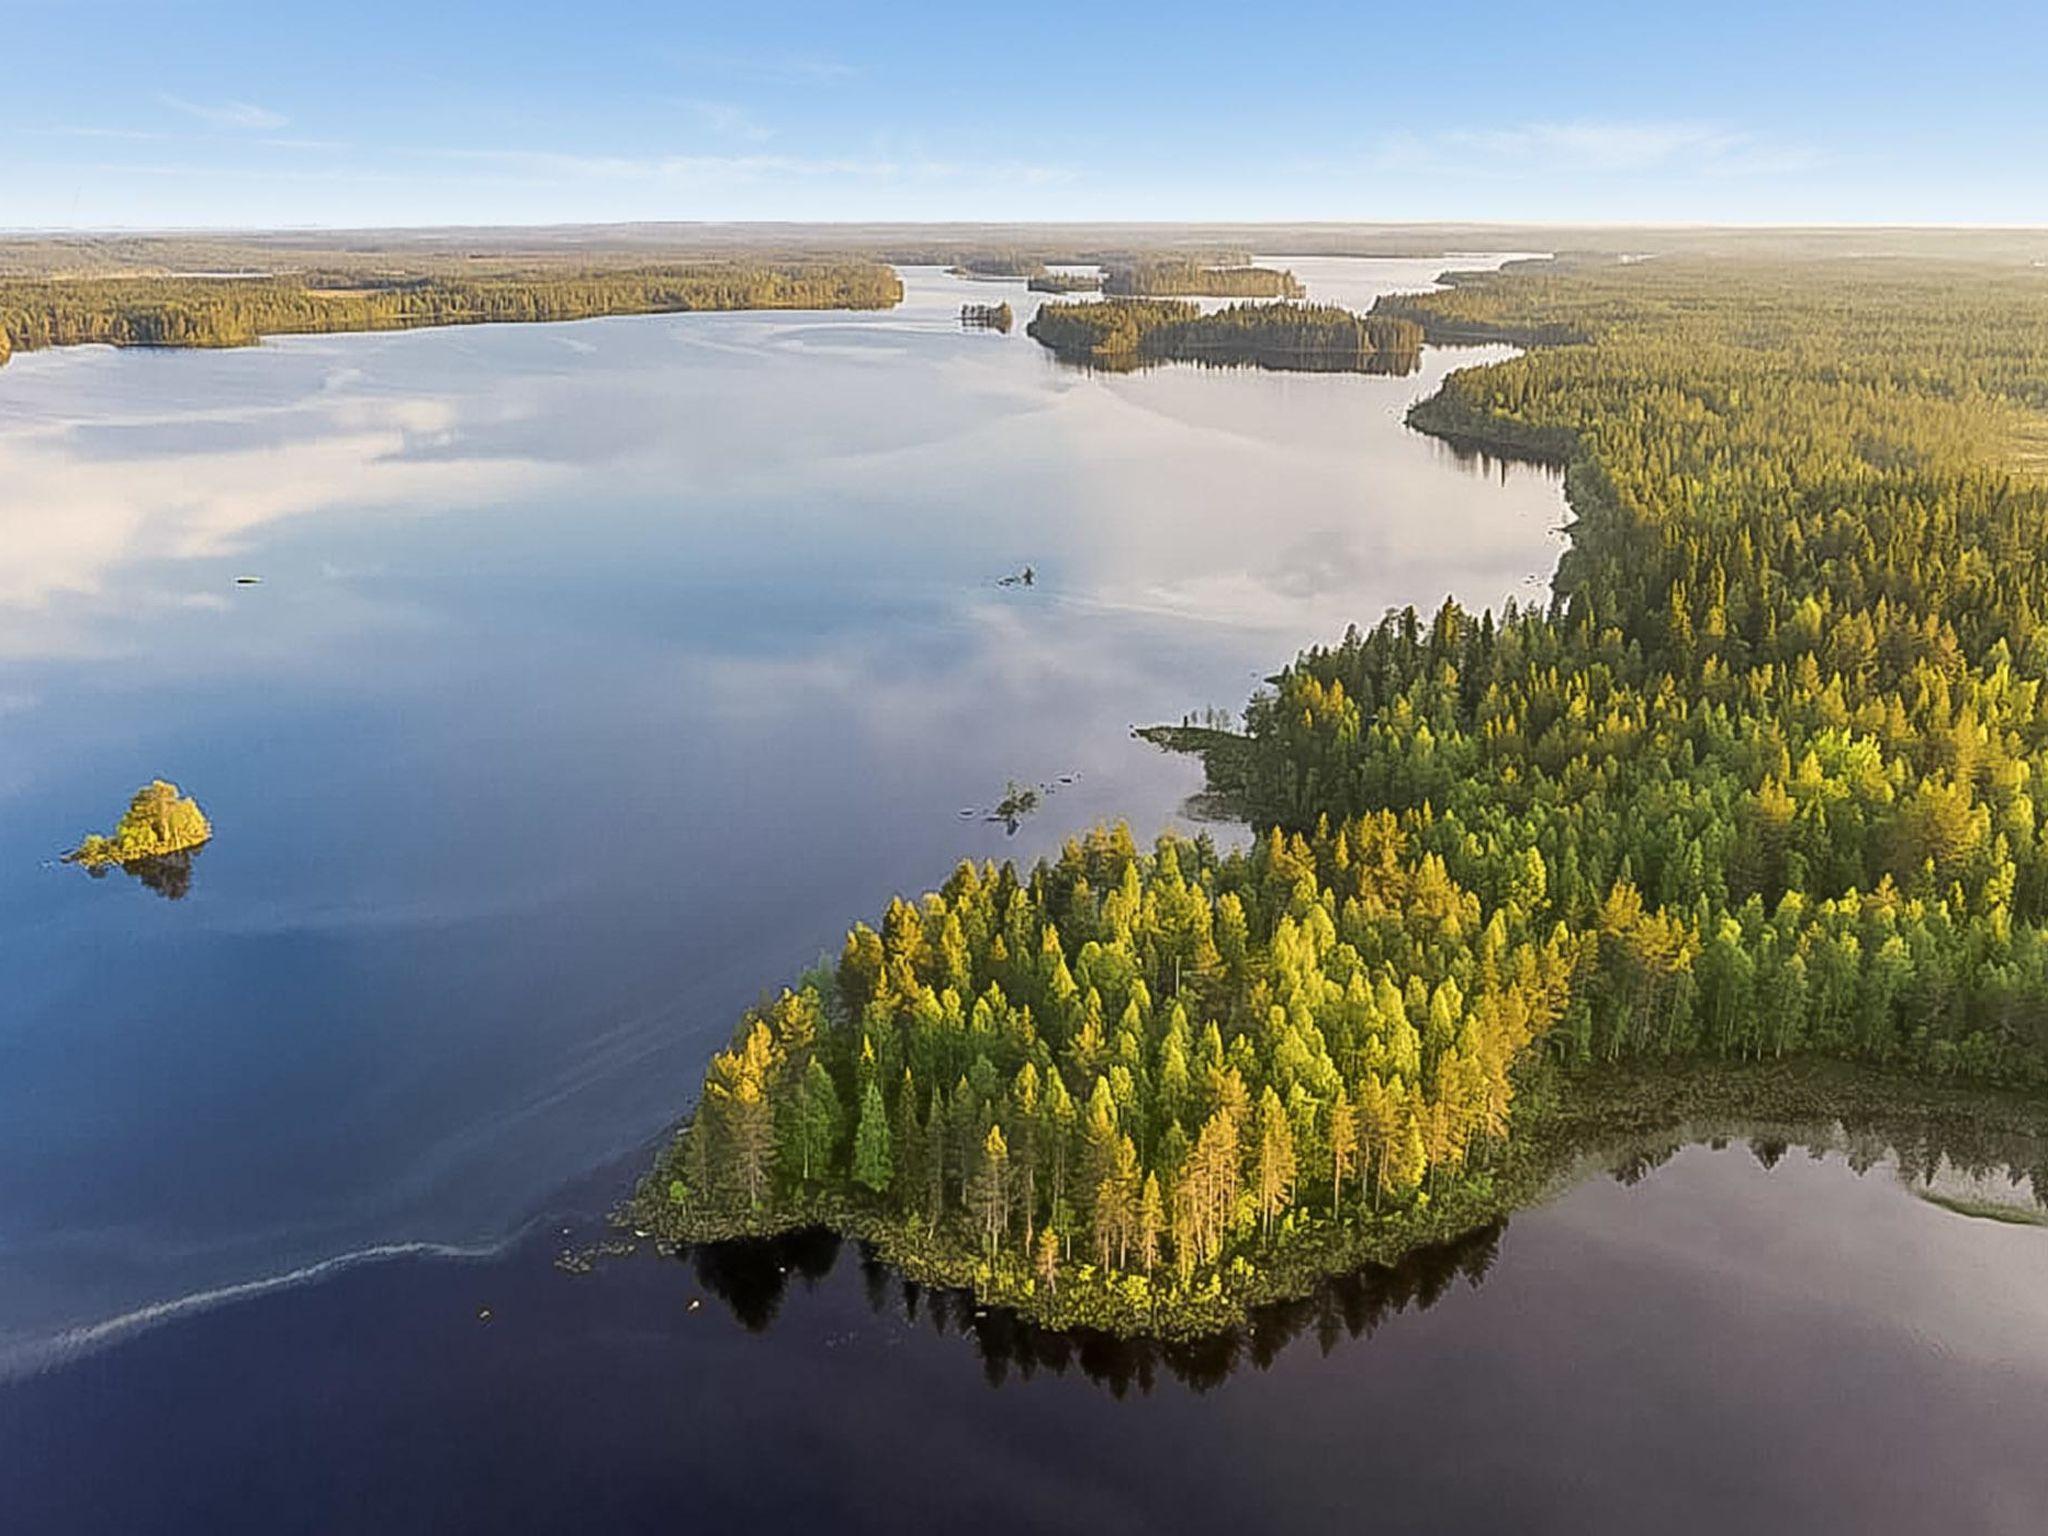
[948,255,1050,279]
[643,251,2048,1336]
[0,261,903,367]
[1166,257,2048,1087]
[1103,261,1305,299]
[1027,299,1421,373]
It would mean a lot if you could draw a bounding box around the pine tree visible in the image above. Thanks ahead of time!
[853,1080,893,1194]
[1137,1171,1164,1274]
[783,1058,842,1183]
[1253,1086,1297,1240]
[1035,1225,1060,1292]
[1093,1133,1140,1270]
[970,1125,1010,1255]
[923,1087,949,1232]
[1327,1083,1356,1212]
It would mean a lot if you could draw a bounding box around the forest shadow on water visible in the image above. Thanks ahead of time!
[682,1218,1504,1397]
[79,846,202,901]
[6,1103,2047,1536]
[671,1086,2048,1400]
[1040,347,1422,380]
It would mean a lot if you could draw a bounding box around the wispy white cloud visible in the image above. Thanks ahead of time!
[158,94,288,131]
[36,124,339,151]
[35,125,173,142]
[1370,120,1824,179]
[681,99,773,143]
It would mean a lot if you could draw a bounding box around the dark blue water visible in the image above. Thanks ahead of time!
[5,257,2040,1532]
[4,1142,2045,1534]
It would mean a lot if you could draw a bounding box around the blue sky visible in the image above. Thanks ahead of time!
[5,0,2044,228]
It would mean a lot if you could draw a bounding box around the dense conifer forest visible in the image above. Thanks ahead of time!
[644,253,2048,1334]
[0,261,903,366]
[1028,299,1421,372]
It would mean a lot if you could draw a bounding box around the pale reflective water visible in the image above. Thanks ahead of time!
[4,258,2040,1532]
[0,257,1561,1361]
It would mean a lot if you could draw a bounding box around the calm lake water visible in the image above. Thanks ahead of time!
[3,257,2043,1532]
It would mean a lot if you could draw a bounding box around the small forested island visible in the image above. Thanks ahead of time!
[1026,271,1104,294]
[645,250,2048,1337]
[960,302,1014,332]
[1027,298,1421,373]
[0,261,903,367]
[1103,261,1305,299]
[67,780,212,868]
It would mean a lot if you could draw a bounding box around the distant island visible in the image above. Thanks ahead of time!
[960,302,1014,332]
[1103,261,1304,298]
[1027,298,1422,372]
[0,261,904,369]
[1026,272,1104,294]
[67,780,212,868]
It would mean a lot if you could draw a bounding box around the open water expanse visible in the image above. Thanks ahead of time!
[4,257,2042,1533]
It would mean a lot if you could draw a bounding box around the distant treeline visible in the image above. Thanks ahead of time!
[1103,262,1305,299]
[1026,272,1104,294]
[1027,299,1422,373]
[949,255,1050,279]
[0,262,904,365]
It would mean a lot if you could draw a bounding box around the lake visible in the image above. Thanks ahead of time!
[3,257,2041,1533]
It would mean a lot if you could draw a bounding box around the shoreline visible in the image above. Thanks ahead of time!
[0,261,905,371]
[627,1057,2048,1341]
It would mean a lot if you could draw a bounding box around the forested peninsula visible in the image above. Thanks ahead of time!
[1028,299,1422,373]
[641,252,2048,1336]
[0,261,903,366]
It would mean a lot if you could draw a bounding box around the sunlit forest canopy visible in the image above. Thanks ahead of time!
[0,262,903,365]
[1206,255,2048,1080]
[1028,299,1421,373]
[67,780,212,868]
[647,822,1572,1334]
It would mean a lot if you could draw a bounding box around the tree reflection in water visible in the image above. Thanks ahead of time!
[675,1110,2048,1395]
[682,1221,1503,1397]
[78,845,201,900]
